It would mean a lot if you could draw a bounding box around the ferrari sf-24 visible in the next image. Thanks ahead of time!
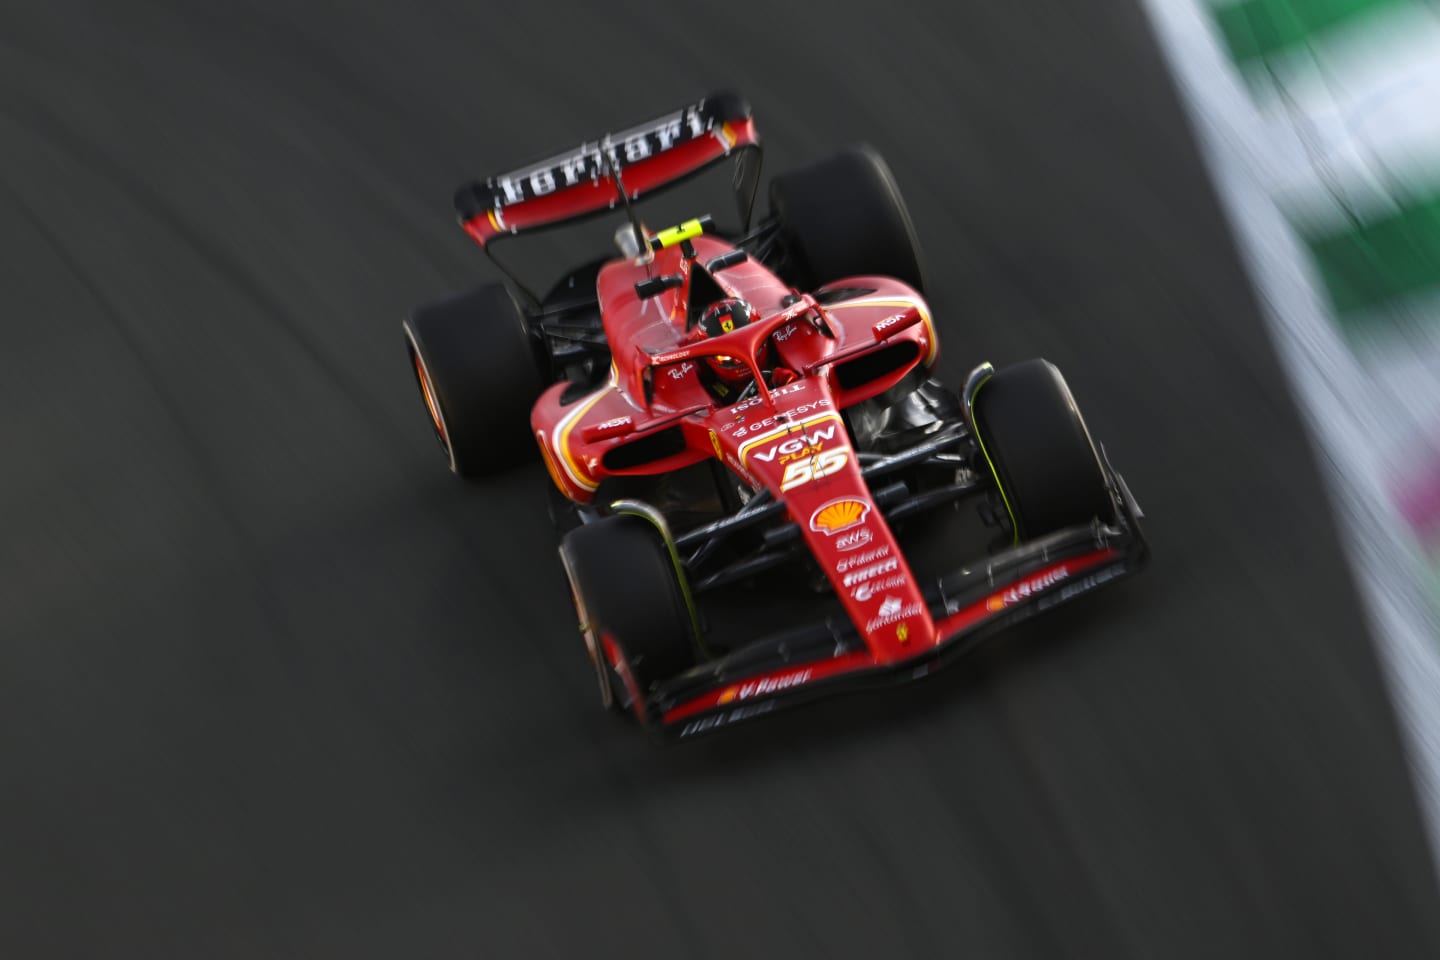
[403,93,1147,739]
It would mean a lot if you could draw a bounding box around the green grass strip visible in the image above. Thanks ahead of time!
[1214,0,1405,64]
[1304,192,1440,323]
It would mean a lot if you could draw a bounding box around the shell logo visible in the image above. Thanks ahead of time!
[986,596,1006,612]
[809,498,871,535]
[717,686,739,705]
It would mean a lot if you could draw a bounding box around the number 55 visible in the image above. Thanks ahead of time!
[779,450,848,492]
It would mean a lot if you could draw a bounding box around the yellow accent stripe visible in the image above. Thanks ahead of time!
[967,374,1020,545]
[537,431,567,492]
[737,413,842,467]
[919,303,937,365]
[827,297,938,365]
[556,390,608,491]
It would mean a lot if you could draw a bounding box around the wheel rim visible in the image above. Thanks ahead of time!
[561,553,614,711]
[411,350,449,449]
[601,633,647,724]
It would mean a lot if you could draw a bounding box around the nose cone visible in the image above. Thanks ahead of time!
[709,379,936,660]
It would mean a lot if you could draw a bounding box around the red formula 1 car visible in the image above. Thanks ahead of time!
[404,93,1147,739]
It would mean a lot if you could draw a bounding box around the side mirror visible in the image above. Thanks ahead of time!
[635,274,685,299]
[704,250,748,273]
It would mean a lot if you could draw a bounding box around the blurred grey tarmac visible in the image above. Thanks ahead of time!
[1,1,1438,957]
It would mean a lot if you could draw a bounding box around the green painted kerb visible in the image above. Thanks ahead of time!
[1214,0,1406,64]
[1304,191,1440,322]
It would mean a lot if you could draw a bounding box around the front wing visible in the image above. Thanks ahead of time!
[635,520,1148,740]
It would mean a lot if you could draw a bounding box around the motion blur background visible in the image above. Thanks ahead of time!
[2,0,1438,956]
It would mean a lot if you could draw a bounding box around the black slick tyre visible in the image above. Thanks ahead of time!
[769,145,926,294]
[559,514,698,717]
[403,284,544,477]
[970,359,1114,539]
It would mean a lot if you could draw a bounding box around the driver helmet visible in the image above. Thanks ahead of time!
[696,298,757,383]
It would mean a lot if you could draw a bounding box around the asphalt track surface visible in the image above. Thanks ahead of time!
[2,1,1438,957]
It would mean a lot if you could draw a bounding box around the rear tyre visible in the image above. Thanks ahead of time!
[559,514,698,717]
[769,145,926,294]
[970,359,1114,539]
[403,284,544,477]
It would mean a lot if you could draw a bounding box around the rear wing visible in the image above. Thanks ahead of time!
[452,92,762,250]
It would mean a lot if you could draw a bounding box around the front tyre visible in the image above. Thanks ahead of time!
[970,359,1115,540]
[403,284,544,478]
[559,514,699,719]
